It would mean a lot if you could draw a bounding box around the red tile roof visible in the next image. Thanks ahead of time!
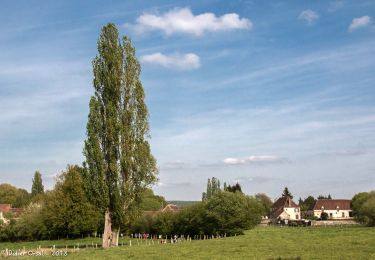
[0,204,11,213]
[161,204,179,212]
[269,196,299,219]
[313,199,351,210]
[272,196,299,208]
[0,204,24,217]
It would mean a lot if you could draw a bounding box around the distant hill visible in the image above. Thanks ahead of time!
[167,201,199,207]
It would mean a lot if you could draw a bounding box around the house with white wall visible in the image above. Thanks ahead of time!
[269,196,301,221]
[309,199,352,219]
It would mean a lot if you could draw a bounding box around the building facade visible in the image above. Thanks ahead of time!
[269,196,301,221]
[310,199,352,219]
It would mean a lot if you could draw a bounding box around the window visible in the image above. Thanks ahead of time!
[342,212,345,218]
[296,215,299,219]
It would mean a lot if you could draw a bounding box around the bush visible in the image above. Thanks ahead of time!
[352,191,375,226]
[12,203,47,241]
[205,192,263,235]
[174,203,207,235]
[320,212,328,220]
[129,191,264,236]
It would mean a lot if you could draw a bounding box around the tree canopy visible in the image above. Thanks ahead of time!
[43,165,100,238]
[282,187,293,199]
[226,183,242,193]
[0,183,30,208]
[352,191,375,226]
[31,171,44,197]
[255,193,273,215]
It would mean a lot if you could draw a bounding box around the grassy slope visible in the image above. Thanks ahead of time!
[1,226,374,259]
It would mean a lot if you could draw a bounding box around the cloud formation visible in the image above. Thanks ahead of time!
[298,10,319,24]
[140,52,200,70]
[349,16,371,31]
[223,156,287,165]
[130,7,252,36]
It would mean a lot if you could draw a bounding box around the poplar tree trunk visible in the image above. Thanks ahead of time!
[102,209,120,247]
[102,209,112,248]
[111,228,120,246]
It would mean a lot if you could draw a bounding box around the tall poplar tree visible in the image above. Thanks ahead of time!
[31,171,44,197]
[206,178,212,200]
[83,23,157,248]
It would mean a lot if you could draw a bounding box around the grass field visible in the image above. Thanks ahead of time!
[1,226,374,259]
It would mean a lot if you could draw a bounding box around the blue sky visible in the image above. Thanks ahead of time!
[1,0,375,201]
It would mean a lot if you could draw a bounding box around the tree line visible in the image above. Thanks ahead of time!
[132,191,264,236]
[0,167,165,242]
[0,171,45,209]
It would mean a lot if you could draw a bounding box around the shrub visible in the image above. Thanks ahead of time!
[129,191,263,236]
[352,191,375,226]
[204,192,263,235]
[320,212,328,220]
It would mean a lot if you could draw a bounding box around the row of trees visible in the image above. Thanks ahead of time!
[0,171,45,208]
[132,191,264,236]
[202,177,221,201]
[201,177,273,216]
[0,166,96,241]
[0,166,165,242]
[202,177,245,201]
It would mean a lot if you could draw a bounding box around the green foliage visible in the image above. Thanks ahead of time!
[174,203,207,235]
[226,183,242,193]
[137,189,166,211]
[317,194,332,199]
[31,171,44,197]
[203,177,222,201]
[129,192,263,236]
[151,212,175,235]
[205,192,263,235]
[320,212,329,220]
[358,194,375,226]
[43,165,100,238]
[129,214,154,234]
[12,203,47,241]
[282,187,293,199]
[0,183,30,208]
[83,23,157,229]
[352,191,375,226]
[201,192,207,201]
[298,195,316,212]
[255,193,273,215]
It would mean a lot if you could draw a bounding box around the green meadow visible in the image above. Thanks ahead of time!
[1,226,374,259]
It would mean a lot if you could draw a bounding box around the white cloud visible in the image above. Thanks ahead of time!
[349,16,371,31]
[223,155,286,165]
[140,52,200,70]
[129,7,252,36]
[298,10,319,24]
